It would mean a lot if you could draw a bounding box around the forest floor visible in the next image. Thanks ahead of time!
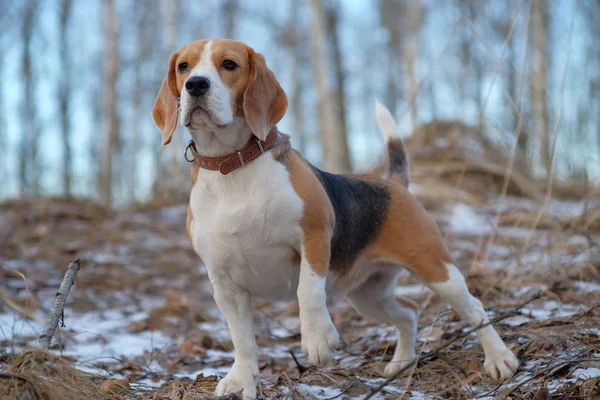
[1,180,599,399]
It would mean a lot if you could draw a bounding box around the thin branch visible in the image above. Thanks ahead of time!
[38,259,81,349]
[289,350,310,375]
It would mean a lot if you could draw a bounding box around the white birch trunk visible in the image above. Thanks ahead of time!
[19,0,39,195]
[326,3,350,163]
[309,0,351,173]
[153,0,188,201]
[59,0,72,196]
[402,0,422,131]
[529,0,550,172]
[98,0,119,206]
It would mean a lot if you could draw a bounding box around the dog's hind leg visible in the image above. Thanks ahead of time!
[424,262,519,380]
[368,185,519,380]
[347,270,419,377]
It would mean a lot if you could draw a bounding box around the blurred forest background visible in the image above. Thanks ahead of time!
[0,0,599,206]
[1,2,600,398]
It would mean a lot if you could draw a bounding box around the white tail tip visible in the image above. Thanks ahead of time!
[375,99,400,141]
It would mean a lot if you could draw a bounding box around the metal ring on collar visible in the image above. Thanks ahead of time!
[184,141,196,163]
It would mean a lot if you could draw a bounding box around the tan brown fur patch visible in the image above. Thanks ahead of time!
[186,166,200,248]
[186,205,194,247]
[288,150,335,277]
[172,41,207,93]
[241,47,288,140]
[152,40,207,145]
[364,182,451,283]
[209,40,252,115]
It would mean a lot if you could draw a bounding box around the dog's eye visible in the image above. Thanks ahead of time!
[221,60,238,71]
[178,62,189,73]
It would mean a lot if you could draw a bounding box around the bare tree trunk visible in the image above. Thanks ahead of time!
[596,81,600,165]
[428,81,437,118]
[378,0,402,118]
[468,7,484,116]
[513,47,530,156]
[494,1,528,158]
[98,0,119,206]
[290,67,305,153]
[19,0,39,196]
[593,1,600,168]
[326,2,349,149]
[153,0,188,201]
[474,58,483,114]
[402,0,422,129]
[379,0,422,129]
[129,0,150,203]
[222,0,238,38]
[0,7,7,197]
[89,70,101,196]
[507,26,519,132]
[529,0,550,172]
[385,60,399,117]
[59,0,72,196]
[459,1,470,108]
[0,51,5,196]
[466,0,484,114]
[286,0,306,153]
[161,0,178,68]
[309,0,351,173]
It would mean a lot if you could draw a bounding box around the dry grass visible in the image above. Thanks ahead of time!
[1,128,599,399]
[1,195,598,399]
[0,349,104,400]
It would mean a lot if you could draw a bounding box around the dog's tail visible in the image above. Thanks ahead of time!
[375,100,410,188]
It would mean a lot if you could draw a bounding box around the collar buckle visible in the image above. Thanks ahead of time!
[236,151,245,166]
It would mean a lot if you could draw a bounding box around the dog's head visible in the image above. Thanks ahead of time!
[152,39,288,146]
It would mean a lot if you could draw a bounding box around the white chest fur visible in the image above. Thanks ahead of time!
[189,154,304,299]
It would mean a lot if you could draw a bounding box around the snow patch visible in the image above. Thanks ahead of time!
[502,315,531,327]
[574,281,600,293]
[521,300,582,320]
[296,383,343,398]
[448,203,494,235]
[572,367,600,379]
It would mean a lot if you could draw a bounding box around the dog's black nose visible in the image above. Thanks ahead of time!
[185,76,210,96]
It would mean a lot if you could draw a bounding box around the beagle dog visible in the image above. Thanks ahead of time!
[152,39,518,399]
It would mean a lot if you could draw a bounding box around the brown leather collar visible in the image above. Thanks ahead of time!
[184,127,279,175]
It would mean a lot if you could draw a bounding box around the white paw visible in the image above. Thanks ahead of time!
[484,348,519,381]
[384,354,417,377]
[215,363,258,400]
[301,319,340,366]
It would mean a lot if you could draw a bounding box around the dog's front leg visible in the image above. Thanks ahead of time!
[297,240,340,365]
[212,281,259,400]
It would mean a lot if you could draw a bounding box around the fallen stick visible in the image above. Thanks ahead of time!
[38,259,81,349]
[362,292,544,400]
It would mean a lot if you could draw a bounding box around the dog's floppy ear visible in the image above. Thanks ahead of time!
[152,52,180,145]
[242,47,288,141]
